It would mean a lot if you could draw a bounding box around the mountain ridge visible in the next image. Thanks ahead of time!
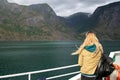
[0,0,77,41]
[62,1,120,40]
[90,1,120,40]
[0,0,120,41]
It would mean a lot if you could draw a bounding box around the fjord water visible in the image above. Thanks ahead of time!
[0,41,120,80]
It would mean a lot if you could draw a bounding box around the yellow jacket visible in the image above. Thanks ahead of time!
[78,45,102,75]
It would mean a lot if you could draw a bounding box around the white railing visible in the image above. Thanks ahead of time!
[0,64,79,80]
[69,51,120,80]
[109,51,120,58]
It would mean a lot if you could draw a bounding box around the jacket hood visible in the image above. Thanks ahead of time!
[84,44,96,52]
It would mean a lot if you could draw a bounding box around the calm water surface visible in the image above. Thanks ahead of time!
[0,41,120,80]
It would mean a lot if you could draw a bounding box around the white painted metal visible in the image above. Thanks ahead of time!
[69,73,81,80]
[109,51,120,80]
[28,74,31,80]
[109,51,120,58]
[47,71,80,80]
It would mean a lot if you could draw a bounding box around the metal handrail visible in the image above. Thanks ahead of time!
[109,51,120,58]
[47,71,80,80]
[0,64,79,80]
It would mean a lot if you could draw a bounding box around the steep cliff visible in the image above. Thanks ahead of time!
[91,1,120,40]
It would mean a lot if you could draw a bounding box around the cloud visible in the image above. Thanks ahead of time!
[7,0,120,16]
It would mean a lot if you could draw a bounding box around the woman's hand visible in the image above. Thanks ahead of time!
[71,52,78,55]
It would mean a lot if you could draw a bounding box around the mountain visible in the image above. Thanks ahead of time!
[0,0,120,41]
[62,1,120,40]
[0,0,77,41]
[90,1,120,40]
[59,12,90,32]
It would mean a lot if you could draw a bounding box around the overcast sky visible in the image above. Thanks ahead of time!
[8,0,120,17]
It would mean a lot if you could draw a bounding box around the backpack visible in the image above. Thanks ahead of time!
[96,53,115,77]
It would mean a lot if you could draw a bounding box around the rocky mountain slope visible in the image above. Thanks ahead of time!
[0,0,76,41]
[59,12,90,32]
[62,1,120,40]
[91,1,120,40]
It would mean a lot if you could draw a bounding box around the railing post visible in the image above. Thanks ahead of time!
[28,73,31,80]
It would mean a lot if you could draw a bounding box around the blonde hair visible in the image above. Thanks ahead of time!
[76,31,103,54]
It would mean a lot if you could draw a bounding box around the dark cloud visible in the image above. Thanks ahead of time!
[8,0,120,16]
